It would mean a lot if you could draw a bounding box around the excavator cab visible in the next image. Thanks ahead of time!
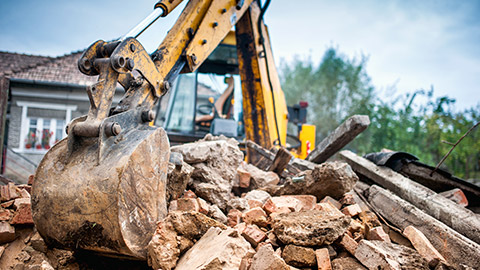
[156,35,245,144]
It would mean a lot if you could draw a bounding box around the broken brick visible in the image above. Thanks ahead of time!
[315,248,332,270]
[367,226,391,242]
[250,244,289,270]
[242,207,268,227]
[247,199,263,209]
[241,224,267,247]
[282,244,316,268]
[10,203,34,225]
[263,196,302,215]
[237,168,252,188]
[182,190,197,199]
[227,209,243,227]
[196,197,210,215]
[439,188,468,207]
[339,233,358,255]
[283,195,317,211]
[320,196,342,209]
[341,204,362,217]
[176,198,200,212]
[403,225,446,268]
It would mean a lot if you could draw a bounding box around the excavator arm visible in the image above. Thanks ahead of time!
[31,0,294,259]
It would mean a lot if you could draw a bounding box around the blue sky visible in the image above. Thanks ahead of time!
[1,0,479,110]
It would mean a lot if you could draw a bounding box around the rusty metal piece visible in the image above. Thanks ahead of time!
[141,110,155,122]
[32,109,170,259]
[111,55,126,69]
[72,122,101,137]
[104,122,121,137]
[126,58,135,71]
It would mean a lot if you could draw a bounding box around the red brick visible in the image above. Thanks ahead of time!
[439,188,468,207]
[367,226,391,242]
[237,168,251,188]
[242,207,268,227]
[227,209,243,227]
[339,234,358,255]
[0,201,14,209]
[403,225,446,267]
[341,204,362,217]
[0,183,20,202]
[28,174,35,185]
[196,197,210,215]
[176,198,200,212]
[13,198,31,210]
[241,224,267,247]
[18,185,32,195]
[268,207,291,220]
[10,203,33,225]
[315,202,345,218]
[0,222,15,244]
[263,196,302,215]
[182,190,197,199]
[247,199,263,209]
[320,196,342,209]
[316,248,332,270]
[283,195,317,211]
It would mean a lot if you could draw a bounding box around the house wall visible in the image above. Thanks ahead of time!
[4,81,124,182]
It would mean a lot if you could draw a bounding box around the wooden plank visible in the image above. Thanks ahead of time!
[307,115,370,164]
[245,141,302,176]
[268,147,293,175]
[0,77,9,174]
[340,150,480,245]
[367,185,480,270]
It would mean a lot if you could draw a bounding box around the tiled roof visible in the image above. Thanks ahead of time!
[0,51,98,86]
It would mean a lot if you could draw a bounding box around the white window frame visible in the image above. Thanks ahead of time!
[15,101,77,153]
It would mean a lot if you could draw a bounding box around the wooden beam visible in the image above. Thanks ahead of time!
[367,185,480,270]
[340,150,480,245]
[268,147,293,175]
[307,115,370,164]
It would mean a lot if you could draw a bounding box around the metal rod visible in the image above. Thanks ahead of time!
[120,8,164,41]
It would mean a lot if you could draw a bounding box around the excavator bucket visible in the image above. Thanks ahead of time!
[31,109,170,259]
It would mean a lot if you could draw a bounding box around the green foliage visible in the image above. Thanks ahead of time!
[280,47,480,180]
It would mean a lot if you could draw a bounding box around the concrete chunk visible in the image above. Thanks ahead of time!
[175,227,254,270]
[354,240,429,270]
[272,210,350,246]
[250,244,290,270]
[282,244,316,268]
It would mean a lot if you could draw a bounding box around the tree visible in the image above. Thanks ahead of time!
[279,47,375,145]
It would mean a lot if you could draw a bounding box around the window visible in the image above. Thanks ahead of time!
[16,102,77,152]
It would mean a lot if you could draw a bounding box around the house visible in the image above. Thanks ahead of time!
[0,51,123,183]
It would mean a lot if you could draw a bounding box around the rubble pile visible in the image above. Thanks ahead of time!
[0,135,478,269]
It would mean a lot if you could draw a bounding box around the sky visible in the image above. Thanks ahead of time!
[1,0,479,111]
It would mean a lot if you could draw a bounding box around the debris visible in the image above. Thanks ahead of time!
[403,225,447,268]
[339,234,358,255]
[307,115,370,164]
[331,257,367,270]
[316,248,333,270]
[354,240,429,270]
[267,161,358,200]
[320,196,342,209]
[340,150,480,245]
[238,161,280,188]
[175,227,254,270]
[366,226,391,243]
[366,184,480,269]
[166,155,194,202]
[439,188,468,207]
[250,244,290,270]
[0,221,15,244]
[341,204,362,217]
[282,244,316,268]
[242,207,268,227]
[171,139,243,210]
[268,147,294,175]
[11,203,34,225]
[272,210,350,246]
[241,224,267,247]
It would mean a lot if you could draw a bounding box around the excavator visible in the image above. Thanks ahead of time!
[31,0,316,260]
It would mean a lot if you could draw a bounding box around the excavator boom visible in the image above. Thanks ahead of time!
[31,0,306,259]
